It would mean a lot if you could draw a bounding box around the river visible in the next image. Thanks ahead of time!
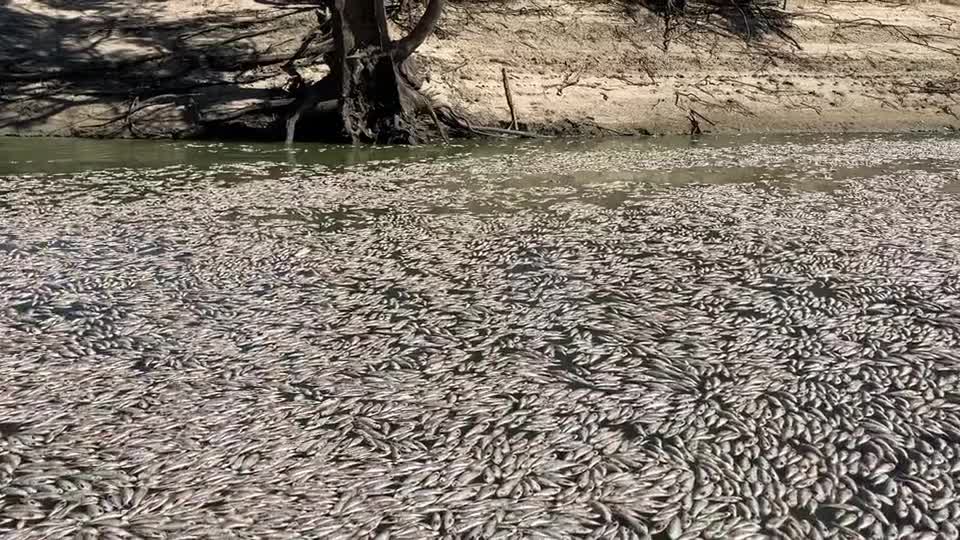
[2,133,960,538]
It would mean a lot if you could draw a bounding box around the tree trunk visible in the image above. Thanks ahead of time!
[331,0,411,143]
[282,0,443,144]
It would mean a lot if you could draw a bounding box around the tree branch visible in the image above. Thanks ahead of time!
[392,0,445,61]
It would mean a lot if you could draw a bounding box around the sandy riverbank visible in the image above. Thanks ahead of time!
[1,0,958,138]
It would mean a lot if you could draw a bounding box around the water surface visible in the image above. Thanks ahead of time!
[2,133,960,539]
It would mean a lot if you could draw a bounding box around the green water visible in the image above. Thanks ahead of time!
[2,131,955,176]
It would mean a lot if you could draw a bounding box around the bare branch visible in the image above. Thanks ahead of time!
[392,0,445,61]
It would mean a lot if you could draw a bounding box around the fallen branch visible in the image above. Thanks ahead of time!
[83,93,199,129]
[201,98,296,123]
[471,126,542,138]
[427,103,450,143]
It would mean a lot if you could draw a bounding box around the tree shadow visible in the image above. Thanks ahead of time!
[619,0,795,45]
[0,0,316,137]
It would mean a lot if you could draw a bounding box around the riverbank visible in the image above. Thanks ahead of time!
[1,0,958,139]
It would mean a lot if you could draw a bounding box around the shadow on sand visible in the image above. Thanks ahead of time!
[0,0,324,137]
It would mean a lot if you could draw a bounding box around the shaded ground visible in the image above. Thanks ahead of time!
[2,134,960,538]
[1,0,959,138]
[0,0,318,138]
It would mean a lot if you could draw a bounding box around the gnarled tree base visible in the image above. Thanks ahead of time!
[282,0,451,145]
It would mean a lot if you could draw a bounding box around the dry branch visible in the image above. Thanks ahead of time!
[502,67,519,130]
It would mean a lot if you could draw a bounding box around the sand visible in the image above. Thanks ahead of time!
[0,0,958,137]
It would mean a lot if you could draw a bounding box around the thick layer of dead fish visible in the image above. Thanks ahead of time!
[2,135,960,539]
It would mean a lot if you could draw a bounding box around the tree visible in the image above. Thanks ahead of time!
[284,0,446,144]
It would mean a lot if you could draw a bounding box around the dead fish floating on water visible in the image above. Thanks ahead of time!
[3,137,960,538]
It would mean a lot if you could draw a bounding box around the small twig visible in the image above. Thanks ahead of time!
[863,93,900,110]
[443,59,469,74]
[547,69,583,96]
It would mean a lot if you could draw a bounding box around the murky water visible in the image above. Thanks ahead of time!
[2,133,960,539]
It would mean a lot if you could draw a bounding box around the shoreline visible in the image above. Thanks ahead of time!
[1,0,958,140]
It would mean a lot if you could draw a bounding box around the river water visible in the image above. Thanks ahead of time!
[2,133,960,538]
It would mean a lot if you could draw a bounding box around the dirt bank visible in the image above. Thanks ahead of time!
[1,0,959,138]
[426,0,960,135]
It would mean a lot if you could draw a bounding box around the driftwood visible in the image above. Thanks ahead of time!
[473,125,541,138]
